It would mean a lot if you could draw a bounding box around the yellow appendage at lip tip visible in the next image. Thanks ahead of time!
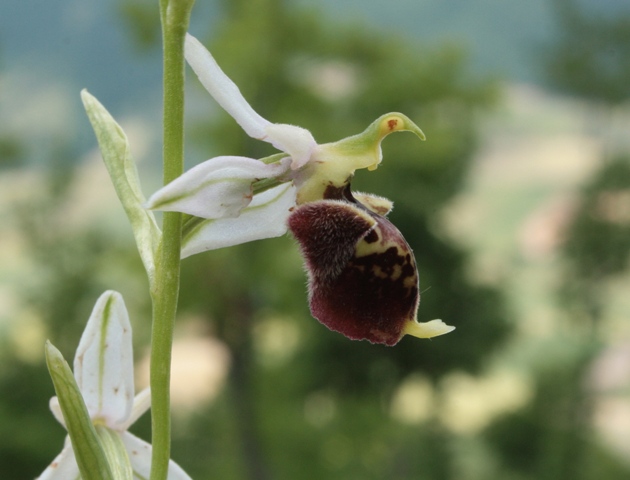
[403,319,455,339]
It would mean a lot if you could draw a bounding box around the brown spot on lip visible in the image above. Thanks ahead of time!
[364,230,379,244]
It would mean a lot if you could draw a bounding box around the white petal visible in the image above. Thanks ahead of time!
[121,432,192,480]
[36,440,80,480]
[182,183,297,258]
[120,387,151,431]
[49,396,66,428]
[185,33,271,140]
[74,291,134,428]
[264,123,317,169]
[145,156,291,219]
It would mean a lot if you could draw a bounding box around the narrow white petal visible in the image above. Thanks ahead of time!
[49,396,66,428]
[264,123,317,169]
[36,441,80,480]
[146,156,291,219]
[120,387,151,431]
[122,432,192,480]
[185,33,270,140]
[74,291,134,428]
[182,183,297,258]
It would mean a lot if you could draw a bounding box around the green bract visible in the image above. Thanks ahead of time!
[82,91,161,285]
[45,341,115,480]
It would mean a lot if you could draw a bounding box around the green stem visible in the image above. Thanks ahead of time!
[151,1,194,480]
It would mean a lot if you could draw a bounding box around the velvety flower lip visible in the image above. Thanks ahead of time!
[288,185,454,346]
[38,291,191,480]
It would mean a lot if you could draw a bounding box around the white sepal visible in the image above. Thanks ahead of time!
[182,183,297,258]
[49,396,65,428]
[119,388,151,431]
[73,291,134,429]
[185,33,270,140]
[121,432,193,480]
[36,440,80,480]
[264,123,317,169]
[145,156,291,219]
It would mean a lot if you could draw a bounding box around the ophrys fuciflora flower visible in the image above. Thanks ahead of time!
[147,34,455,345]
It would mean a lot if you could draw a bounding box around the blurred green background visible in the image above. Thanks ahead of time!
[2,0,630,478]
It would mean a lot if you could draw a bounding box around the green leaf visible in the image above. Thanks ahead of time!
[81,90,161,285]
[45,340,114,480]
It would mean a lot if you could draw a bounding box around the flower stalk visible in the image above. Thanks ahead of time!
[151,1,195,480]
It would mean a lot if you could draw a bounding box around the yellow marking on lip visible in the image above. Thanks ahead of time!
[355,237,405,258]
[371,265,389,279]
[403,274,417,289]
[391,264,402,281]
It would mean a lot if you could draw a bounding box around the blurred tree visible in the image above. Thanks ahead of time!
[481,2,630,479]
[0,136,26,169]
[560,155,630,326]
[544,0,630,105]
[485,347,630,480]
[545,0,630,324]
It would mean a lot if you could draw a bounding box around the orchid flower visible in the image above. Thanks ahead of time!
[146,34,455,346]
[38,291,191,480]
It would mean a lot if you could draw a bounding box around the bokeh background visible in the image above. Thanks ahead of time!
[2,0,630,478]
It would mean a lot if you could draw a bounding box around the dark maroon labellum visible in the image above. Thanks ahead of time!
[288,190,420,346]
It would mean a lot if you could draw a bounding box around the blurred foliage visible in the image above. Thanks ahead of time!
[478,3,630,480]
[545,0,630,104]
[117,1,161,52]
[0,136,26,169]
[5,0,630,479]
[547,0,630,320]
[560,155,630,323]
[484,346,630,480]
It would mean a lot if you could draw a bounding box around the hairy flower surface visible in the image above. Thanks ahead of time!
[38,291,191,480]
[147,34,454,345]
[288,187,451,346]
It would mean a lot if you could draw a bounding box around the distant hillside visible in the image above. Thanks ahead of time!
[296,0,553,82]
[299,0,630,84]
